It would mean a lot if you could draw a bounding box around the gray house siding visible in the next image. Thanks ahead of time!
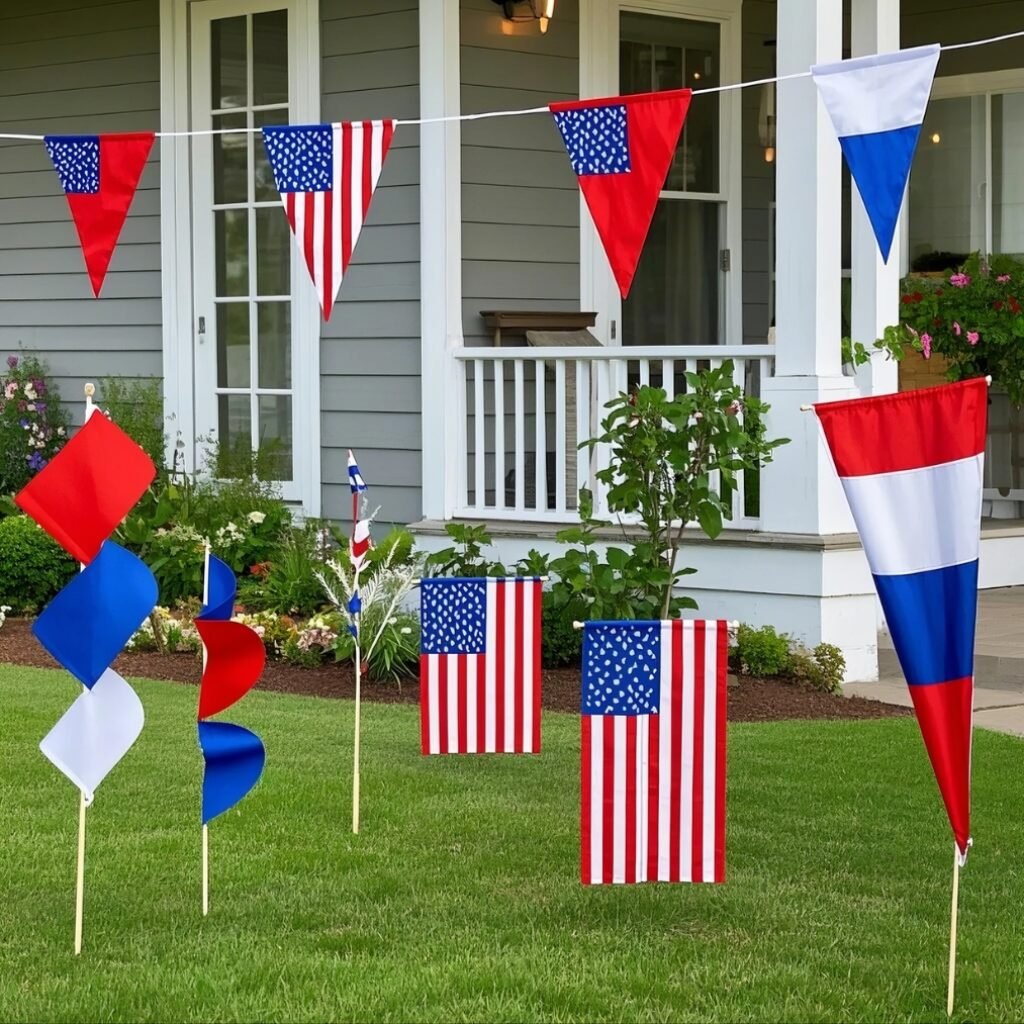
[319,0,421,525]
[0,0,161,407]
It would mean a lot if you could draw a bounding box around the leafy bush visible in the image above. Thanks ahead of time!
[236,522,331,617]
[0,515,77,612]
[425,523,507,577]
[146,523,205,605]
[541,589,582,668]
[735,624,791,677]
[99,376,166,470]
[0,354,69,494]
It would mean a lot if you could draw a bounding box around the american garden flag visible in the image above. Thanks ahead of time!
[419,578,542,755]
[262,121,395,320]
[580,620,728,885]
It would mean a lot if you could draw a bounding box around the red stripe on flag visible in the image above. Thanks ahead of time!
[647,701,661,882]
[532,580,542,753]
[361,121,373,219]
[714,622,729,882]
[437,657,449,756]
[669,619,684,880]
[284,192,297,231]
[624,715,637,884]
[419,654,431,755]
[322,182,334,322]
[340,122,353,270]
[581,715,592,884]
[456,656,468,755]
[815,377,988,476]
[476,652,487,756]
[494,581,506,752]
[302,196,315,303]
[691,621,706,882]
[513,580,525,754]
[601,719,615,885]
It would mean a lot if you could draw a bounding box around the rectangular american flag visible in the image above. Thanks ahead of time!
[581,620,728,885]
[419,578,542,755]
[261,120,395,321]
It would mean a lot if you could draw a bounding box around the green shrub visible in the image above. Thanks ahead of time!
[99,376,166,470]
[146,523,205,605]
[735,624,791,677]
[0,515,77,612]
[237,523,330,617]
[541,589,582,668]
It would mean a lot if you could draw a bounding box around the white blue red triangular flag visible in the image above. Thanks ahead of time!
[812,44,939,262]
[347,449,367,493]
[261,121,395,321]
[814,379,986,861]
[39,668,144,802]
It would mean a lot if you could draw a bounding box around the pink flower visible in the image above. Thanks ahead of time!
[967,331,979,346]
[997,274,1011,283]
[952,321,962,336]
[921,332,932,359]
[3,381,16,400]
[949,273,971,288]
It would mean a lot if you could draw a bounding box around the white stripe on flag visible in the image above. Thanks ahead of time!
[427,656,440,755]
[841,454,983,576]
[702,622,718,879]
[636,714,650,883]
[612,715,627,884]
[332,122,344,289]
[370,120,384,183]
[350,124,364,250]
[503,579,515,751]
[522,580,534,752]
[679,622,695,883]
[312,190,325,299]
[466,654,478,752]
[590,715,605,883]
[485,578,497,752]
[811,43,940,136]
[446,654,459,753]
[657,620,674,881]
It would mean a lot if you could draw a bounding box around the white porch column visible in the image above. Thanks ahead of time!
[419,0,464,521]
[755,0,878,680]
[851,0,902,398]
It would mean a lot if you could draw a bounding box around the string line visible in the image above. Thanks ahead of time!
[0,27,1020,142]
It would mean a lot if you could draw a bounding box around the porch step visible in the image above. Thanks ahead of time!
[878,647,1024,693]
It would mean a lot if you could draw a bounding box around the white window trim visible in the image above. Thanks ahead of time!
[578,0,743,347]
[159,0,321,516]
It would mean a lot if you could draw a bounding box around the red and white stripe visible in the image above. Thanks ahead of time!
[420,578,542,755]
[581,620,728,885]
[350,519,371,570]
[282,119,395,321]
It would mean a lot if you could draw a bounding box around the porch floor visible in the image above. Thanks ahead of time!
[847,587,1024,738]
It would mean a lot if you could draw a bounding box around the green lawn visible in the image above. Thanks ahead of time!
[2,666,1024,1023]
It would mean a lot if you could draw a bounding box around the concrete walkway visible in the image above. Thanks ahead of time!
[845,587,1024,738]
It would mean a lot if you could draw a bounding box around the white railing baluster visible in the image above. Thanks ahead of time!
[662,358,674,401]
[494,359,505,513]
[534,358,547,513]
[555,359,567,513]
[638,359,650,389]
[473,359,485,510]
[576,359,588,506]
[514,359,525,513]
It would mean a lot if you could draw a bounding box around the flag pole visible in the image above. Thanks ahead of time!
[947,846,960,1016]
[353,611,362,835]
[201,539,210,916]
[72,382,97,955]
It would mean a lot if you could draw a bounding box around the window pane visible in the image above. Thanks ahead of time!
[623,200,720,345]
[213,112,248,205]
[258,302,291,388]
[993,92,1024,257]
[909,96,984,268]
[211,16,247,109]
[215,209,249,296]
[620,12,719,193]
[217,303,250,388]
[253,10,289,106]
[258,395,293,480]
[255,108,289,201]
[217,394,251,474]
[256,207,290,295]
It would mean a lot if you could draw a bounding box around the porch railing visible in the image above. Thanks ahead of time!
[453,345,775,527]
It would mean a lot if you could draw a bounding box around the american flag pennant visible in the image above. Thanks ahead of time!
[262,121,395,320]
[580,620,728,885]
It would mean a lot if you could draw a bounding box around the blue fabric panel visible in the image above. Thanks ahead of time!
[197,554,236,621]
[199,720,266,824]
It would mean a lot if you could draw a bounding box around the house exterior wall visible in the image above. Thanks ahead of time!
[0,0,162,402]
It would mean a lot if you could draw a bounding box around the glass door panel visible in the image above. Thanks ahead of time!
[993,92,1024,257]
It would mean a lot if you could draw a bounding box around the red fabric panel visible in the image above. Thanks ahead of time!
[196,619,267,720]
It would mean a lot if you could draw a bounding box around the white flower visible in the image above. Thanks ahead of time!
[247,510,267,525]
[57,427,65,436]
[23,385,36,400]
[26,403,35,412]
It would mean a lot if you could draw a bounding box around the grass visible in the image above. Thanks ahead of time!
[2,665,1024,1023]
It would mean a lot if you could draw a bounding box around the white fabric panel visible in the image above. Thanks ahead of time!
[39,669,143,803]
[812,43,940,136]
[841,454,983,575]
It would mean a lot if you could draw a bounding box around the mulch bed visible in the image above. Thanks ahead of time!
[0,617,909,723]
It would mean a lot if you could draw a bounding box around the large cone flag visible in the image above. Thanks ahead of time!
[44,133,155,296]
[812,44,939,262]
[814,379,986,861]
[550,90,691,298]
[262,121,396,321]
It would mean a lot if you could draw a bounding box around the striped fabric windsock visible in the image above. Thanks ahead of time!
[814,378,986,862]
[350,519,371,570]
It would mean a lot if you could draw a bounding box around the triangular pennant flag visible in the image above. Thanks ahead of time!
[43,132,155,297]
[33,541,158,688]
[813,378,987,861]
[198,554,237,622]
[550,90,691,298]
[350,519,371,571]
[812,44,940,263]
[196,619,267,719]
[15,411,156,565]
[40,668,144,802]
[199,720,266,824]
[261,121,396,321]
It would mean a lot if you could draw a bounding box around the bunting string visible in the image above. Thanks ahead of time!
[0,28,1020,142]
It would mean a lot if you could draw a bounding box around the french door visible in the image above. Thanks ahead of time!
[189,0,316,502]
